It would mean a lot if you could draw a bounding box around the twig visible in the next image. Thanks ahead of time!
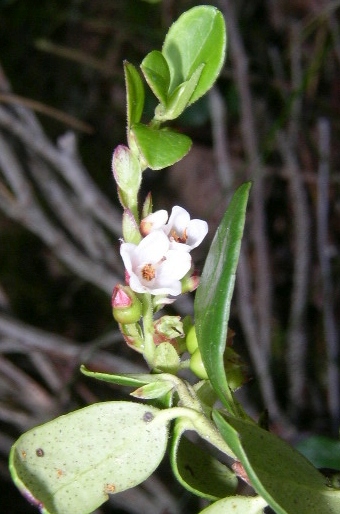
[218,0,273,360]
[0,313,145,375]
[0,130,120,293]
[317,117,340,434]
[0,106,122,235]
[0,93,93,133]
[277,132,310,417]
[208,87,233,192]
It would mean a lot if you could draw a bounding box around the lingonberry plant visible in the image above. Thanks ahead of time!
[9,6,340,514]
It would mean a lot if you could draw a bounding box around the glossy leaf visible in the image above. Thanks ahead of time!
[141,50,170,105]
[162,6,226,105]
[130,123,192,170]
[170,418,237,500]
[155,64,204,121]
[200,495,268,513]
[296,435,340,471]
[124,61,145,128]
[10,402,168,514]
[213,411,340,514]
[194,182,251,411]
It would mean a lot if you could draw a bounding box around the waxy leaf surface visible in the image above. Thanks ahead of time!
[170,418,237,500]
[162,6,226,104]
[10,402,168,514]
[213,412,340,514]
[195,183,251,410]
[200,495,268,513]
[131,123,191,169]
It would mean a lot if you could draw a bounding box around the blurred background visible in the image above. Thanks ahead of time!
[0,0,339,512]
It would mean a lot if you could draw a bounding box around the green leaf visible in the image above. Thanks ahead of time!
[170,419,237,500]
[9,402,168,514]
[199,495,268,513]
[194,182,251,411]
[162,6,226,105]
[80,365,171,387]
[112,145,142,215]
[154,341,180,373]
[131,380,174,400]
[213,411,340,514]
[130,123,192,170]
[141,50,170,105]
[122,208,142,244]
[124,61,145,128]
[296,435,340,471]
[155,63,204,121]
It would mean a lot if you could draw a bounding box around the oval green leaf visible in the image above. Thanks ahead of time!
[130,123,192,170]
[124,61,145,128]
[141,50,170,105]
[200,495,268,513]
[155,64,204,121]
[170,418,237,500]
[162,6,226,105]
[194,182,251,412]
[296,435,340,471]
[213,411,340,514]
[10,402,168,514]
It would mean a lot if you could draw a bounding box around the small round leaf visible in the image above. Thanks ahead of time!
[10,402,168,514]
[162,6,226,105]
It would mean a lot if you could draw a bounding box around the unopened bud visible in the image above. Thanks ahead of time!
[112,284,142,324]
[189,348,208,380]
[181,270,200,293]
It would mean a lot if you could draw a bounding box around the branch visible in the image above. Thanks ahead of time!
[316,117,340,434]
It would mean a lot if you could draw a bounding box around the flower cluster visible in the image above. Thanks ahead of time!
[120,206,208,296]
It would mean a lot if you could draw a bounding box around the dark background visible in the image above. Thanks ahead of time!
[0,0,340,512]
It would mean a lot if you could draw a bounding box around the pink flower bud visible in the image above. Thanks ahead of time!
[111,285,142,324]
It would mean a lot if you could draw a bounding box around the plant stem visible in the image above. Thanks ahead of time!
[141,293,155,367]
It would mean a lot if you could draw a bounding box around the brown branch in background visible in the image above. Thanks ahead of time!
[208,74,287,426]
[208,87,233,193]
[236,248,289,427]
[277,132,310,418]
[0,94,94,133]
[218,0,273,361]
[35,39,118,78]
[0,105,122,235]
[317,117,340,435]
[0,135,119,293]
[276,23,311,418]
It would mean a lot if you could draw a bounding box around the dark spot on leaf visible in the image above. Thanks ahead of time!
[36,448,44,457]
[143,411,154,423]
[184,464,194,476]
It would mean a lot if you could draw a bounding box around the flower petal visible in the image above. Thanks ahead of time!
[140,210,168,236]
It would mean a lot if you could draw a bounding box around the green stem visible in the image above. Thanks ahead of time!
[152,406,236,459]
[140,293,155,367]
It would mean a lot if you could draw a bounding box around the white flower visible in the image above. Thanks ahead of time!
[163,206,208,252]
[140,210,168,236]
[120,230,191,296]
[140,206,208,252]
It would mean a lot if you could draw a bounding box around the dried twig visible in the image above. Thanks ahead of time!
[317,117,340,434]
[277,132,310,416]
[218,0,273,361]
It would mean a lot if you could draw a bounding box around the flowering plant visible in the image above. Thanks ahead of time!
[8,6,340,514]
